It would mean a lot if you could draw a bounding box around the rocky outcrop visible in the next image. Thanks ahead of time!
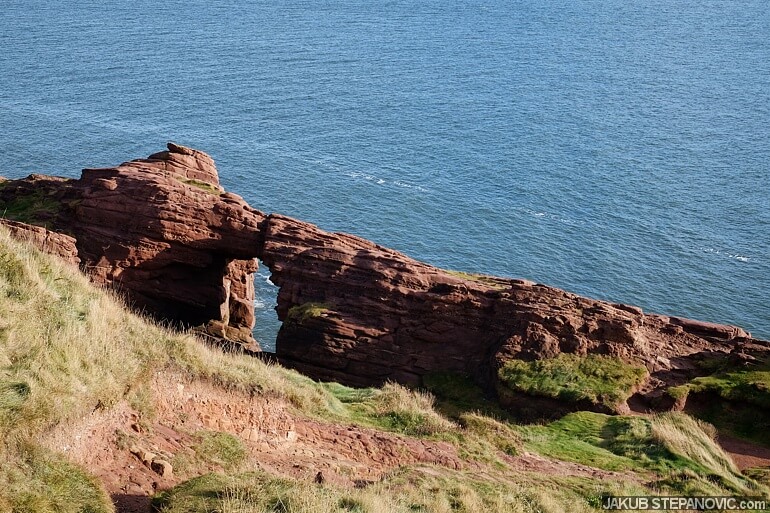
[259,214,768,406]
[0,218,80,267]
[0,143,265,346]
[3,144,767,410]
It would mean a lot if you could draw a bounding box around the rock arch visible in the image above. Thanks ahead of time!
[3,144,765,409]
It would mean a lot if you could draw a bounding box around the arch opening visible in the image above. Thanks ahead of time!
[252,258,280,352]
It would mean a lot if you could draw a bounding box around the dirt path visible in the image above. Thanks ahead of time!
[39,370,656,513]
[718,434,770,470]
[506,451,644,481]
[40,373,473,513]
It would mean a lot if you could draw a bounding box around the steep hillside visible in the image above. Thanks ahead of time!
[4,144,769,420]
[1,228,768,512]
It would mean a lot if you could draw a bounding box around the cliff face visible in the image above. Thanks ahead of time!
[258,213,764,411]
[2,145,767,412]
[0,143,265,346]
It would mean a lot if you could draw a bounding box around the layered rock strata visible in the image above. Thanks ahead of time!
[259,214,766,406]
[0,218,80,267]
[0,143,264,345]
[2,145,767,412]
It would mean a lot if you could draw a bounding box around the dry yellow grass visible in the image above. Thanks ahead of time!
[0,229,348,511]
[0,228,341,441]
[154,465,605,513]
[371,382,458,436]
[649,412,751,494]
[2,227,768,513]
[0,229,489,512]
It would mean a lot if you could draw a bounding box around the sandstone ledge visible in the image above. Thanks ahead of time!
[2,144,767,414]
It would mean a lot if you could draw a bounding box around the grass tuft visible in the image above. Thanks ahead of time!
[674,365,770,409]
[172,430,248,477]
[498,354,647,408]
[178,177,223,195]
[285,302,331,326]
[322,381,457,437]
[194,431,248,469]
[371,382,457,437]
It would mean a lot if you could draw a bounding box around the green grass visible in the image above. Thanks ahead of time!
[422,371,513,421]
[178,177,223,195]
[323,379,524,466]
[0,190,61,225]
[285,302,332,326]
[456,412,521,458]
[0,446,113,513]
[670,364,770,409]
[172,430,248,476]
[194,431,247,468]
[666,358,770,446]
[516,411,761,496]
[322,381,456,437]
[517,412,640,472]
[674,393,770,448]
[498,354,647,409]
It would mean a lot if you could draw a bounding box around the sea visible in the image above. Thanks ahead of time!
[1,0,768,351]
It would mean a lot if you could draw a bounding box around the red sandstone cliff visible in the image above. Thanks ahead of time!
[2,144,767,414]
[0,143,264,346]
[259,213,767,413]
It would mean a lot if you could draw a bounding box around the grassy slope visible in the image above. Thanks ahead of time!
[0,228,767,512]
[667,359,770,445]
[498,354,648,409]
[518,412,750,494]
[0,182,61,226]
[0,228,346,511]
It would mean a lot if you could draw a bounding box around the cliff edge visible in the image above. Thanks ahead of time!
[2,144,767,418]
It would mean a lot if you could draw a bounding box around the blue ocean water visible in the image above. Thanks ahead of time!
[1,0,768,350]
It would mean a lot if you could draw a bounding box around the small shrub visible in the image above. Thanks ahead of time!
[195,431,247,470]
[285,302,331,326]
[372,382,455,436]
